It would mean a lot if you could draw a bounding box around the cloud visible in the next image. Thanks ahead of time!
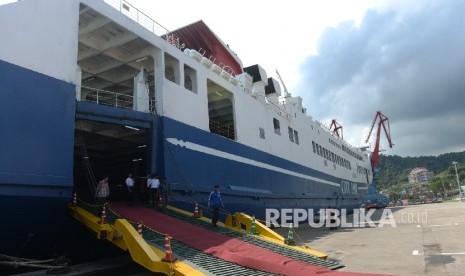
[296,0,465,157]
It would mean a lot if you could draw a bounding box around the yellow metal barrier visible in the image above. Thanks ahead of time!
[225,212,328,259]
[67,205,205,276]
[225,212,284,241]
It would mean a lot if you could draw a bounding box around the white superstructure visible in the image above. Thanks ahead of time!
[0,0,372,197]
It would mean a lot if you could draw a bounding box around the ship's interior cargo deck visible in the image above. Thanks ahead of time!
[69,199,390,276]
[74,119,149,202]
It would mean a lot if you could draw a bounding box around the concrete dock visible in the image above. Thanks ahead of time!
[275,201,465,276]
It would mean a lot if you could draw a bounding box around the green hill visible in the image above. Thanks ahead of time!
[377,151,465,189]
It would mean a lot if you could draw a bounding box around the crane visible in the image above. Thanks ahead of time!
[363,111,394,207]
[365,111,393,171]
[329,119,343,140]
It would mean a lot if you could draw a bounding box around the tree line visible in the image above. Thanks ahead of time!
[377,151,465,190]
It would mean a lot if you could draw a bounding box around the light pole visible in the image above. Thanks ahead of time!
[452,162,462,199]
[440,176,447,197]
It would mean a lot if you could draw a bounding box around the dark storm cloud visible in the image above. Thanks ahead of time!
[297,0,465,157]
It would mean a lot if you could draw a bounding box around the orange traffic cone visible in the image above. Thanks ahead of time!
[99,205,107,224]
[72,192,77,207]
[137,223,143,236]
[193,202,201,218]
[157,193,163,207]
[162,235,177,262]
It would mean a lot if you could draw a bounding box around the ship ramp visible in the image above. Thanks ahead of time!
[68,200,388,276]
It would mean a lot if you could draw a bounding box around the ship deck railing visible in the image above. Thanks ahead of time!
[102,0,169,36]
[98,0,296,121]
[102,0,184,49]
[209,120,235,140]
[98,0,351,128]
[79,85,155,112]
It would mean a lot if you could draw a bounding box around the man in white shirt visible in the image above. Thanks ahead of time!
[125,173,135,206]
[147,174,160,206]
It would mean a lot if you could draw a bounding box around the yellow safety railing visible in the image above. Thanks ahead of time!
[225,212,328,259]
[225,212,284,241]
[67,204,204,276]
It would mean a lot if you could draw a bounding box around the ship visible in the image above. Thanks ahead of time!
[0,0,372,258]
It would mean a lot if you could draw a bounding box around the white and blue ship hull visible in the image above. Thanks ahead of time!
[0,0,370,259]
[163,117,364,216]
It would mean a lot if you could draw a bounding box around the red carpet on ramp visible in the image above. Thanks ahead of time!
[110,203,390,276]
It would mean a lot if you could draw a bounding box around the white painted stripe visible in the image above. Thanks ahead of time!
[412,251,465,256]
[440,252,465,255]
[166,138,341,187]
[429,223,458,227]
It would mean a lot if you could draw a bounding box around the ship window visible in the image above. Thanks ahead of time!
[207,79,235,140]
[164,53,180,84]
[185,75,192,90]
[316,143,320,155]
[184,64,197,93]
[294,130,299,144]
[312,141,316,153]
[288,127,294,142]
[273,118,281,135]
[259,127,265,139]
[165,67,175,82]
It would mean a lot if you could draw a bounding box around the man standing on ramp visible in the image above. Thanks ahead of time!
[208,185,224,227]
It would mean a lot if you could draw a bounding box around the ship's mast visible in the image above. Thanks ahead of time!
[275,69,290,98]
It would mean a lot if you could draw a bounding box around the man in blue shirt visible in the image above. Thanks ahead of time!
[208,185,224,227]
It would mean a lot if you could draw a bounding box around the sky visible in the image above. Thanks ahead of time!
[296,0,465,158]
[1,0,464,157]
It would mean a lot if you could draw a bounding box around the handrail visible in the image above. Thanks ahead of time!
[102,0,184,50]
[209,120,235,140]
[254,94,291,120]
[79,85,155,111]
[102,0,169,36]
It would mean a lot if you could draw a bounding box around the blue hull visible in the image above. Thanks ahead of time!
[162,117,366,219]
[0,59,74,258]
[0,196,71,257]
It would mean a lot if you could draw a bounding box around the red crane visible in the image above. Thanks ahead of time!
[365,111,394,169]
[329,119,343,140]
